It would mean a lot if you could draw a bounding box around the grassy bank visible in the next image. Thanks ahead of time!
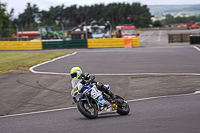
[0,52,71,74]
[137,30,144,34]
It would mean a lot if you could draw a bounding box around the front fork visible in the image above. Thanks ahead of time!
[84,94,92,108]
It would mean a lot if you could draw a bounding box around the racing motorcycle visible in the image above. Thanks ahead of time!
[71,77,130,119]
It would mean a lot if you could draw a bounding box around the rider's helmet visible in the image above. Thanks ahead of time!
[70,67,82,80]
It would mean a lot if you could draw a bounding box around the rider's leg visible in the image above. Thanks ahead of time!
[97,82,115,99]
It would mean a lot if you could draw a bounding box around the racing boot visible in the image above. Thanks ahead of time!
[104,86,116,100]
[97,82,116,101]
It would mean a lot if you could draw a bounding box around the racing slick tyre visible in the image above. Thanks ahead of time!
[77,99,98,119]
[115,95,130,115]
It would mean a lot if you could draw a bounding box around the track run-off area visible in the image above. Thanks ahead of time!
[1,30,200,133]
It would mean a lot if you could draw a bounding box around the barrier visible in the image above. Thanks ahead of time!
[88,38,140,48]
[190,35,200,44]
[168,33,190,43]
[124,38,132,48]
[0,41,42,50]
[42,40,87,49]
[132,38,140,47]
[88,38,124,48]
[0,38,140,50]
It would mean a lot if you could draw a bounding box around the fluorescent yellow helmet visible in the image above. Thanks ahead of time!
[70,67,82,80]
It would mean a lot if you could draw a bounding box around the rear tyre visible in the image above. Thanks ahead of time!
[115,95,130,115]
[77,99,98,119]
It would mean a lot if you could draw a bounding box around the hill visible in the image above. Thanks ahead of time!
[148,4,200,19]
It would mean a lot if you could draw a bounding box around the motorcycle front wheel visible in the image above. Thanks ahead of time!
[115,95,130,115]
[77,99,98,119]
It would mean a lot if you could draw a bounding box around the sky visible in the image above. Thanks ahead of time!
[2,0,200,17]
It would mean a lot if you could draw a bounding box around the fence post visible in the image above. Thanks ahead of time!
[168,33,170,43]
[61,23,65,41]
[15,24,19,41]
[38,23,42,40]
[181,33,183,43]
[85,22,88,39]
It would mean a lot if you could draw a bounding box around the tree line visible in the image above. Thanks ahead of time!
[1,1,200,38]
[0,2,13,37]
[12,2,152,29]
[153,14,200,27]
[163,14,200,25]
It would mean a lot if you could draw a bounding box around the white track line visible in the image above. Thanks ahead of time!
[140,31,155,42]
[0,107,77,118]
[0,46,198,118]
[29,52,77,74]
[1,91,200,118]
[127,91,200,102]
[93,73,200,76]
[20,46,200,118]
[157,31,162,41]
[4,47,200,118]
[29,47,200,76]
[193,46,200,52]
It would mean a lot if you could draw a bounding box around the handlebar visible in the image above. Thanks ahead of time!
[85,76,95,85]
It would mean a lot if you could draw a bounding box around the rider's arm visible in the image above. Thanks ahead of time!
[71,80,76,88]
[83,73,90,80]
[80,73,96,85]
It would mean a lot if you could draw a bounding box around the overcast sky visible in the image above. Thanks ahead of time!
[2,0,200,17]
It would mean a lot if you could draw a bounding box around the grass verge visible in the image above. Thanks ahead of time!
[137,30,144,34]
[0,52,72,74]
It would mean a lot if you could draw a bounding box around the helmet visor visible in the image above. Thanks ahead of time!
[71,73,77,78]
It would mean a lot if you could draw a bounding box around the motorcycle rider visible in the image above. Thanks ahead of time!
[70,67,115,100]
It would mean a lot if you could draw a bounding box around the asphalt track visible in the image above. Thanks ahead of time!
[1,30,200,133]
[1,93,200,133]
[32,46,200,75]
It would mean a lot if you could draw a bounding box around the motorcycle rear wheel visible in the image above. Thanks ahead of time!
[115,95,130,115]
[77,99,98,119]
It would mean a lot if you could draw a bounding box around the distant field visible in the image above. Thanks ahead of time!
[149,4,200,13]
[0,52,71,74]
[149,4,200,19]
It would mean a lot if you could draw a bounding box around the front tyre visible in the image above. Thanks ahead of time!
[115,95,130,115]
[77,100,98,119]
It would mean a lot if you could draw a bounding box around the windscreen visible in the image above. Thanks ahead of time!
[91,28,102,34]
[121,30,137,35]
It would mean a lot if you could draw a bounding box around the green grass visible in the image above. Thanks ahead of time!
[0,52,72,74]
[137,30,144,34]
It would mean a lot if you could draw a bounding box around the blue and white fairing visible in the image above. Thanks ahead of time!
[71,82,117,114]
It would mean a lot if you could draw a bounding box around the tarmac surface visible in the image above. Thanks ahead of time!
[1,41,200,116]
[0,72,200,115]
[0,30,200,132]
[1,93,200,133]
[0,30,200,116]
[1,71,200,116]
[32,46,200,74]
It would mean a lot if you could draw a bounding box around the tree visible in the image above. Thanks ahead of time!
[0,2,13,37]
[16,3,39,29]
[162,15,200,25]
[164,14,177,25]
[13,2,152,28]
[153,20,162,27]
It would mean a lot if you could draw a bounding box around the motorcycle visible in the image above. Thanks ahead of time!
[71,77,130,119]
